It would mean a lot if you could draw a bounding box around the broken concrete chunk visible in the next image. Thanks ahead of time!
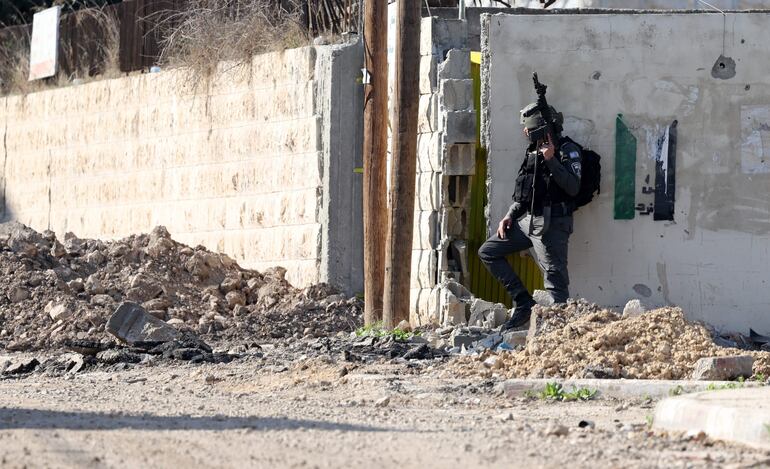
[107,302,180,345]
[692,356,754,381]
[532,290,555,307]
[503,330,528,348]
[3,358,39,375]
[45,301,73,321]
[623,299,646,317]
[468,298,508,328]
[225,290,246,309]
[7,287,29,303]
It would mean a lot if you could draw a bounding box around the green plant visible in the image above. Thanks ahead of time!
[669,385,685,396]
[754,373,766,383]
[645,414,654,428]
[705,382,743,392]
[535,382,597,402]
[355,322,418,342]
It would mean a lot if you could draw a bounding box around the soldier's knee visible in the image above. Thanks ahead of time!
[477,243,493,263]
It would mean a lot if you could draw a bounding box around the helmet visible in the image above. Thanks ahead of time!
[520,103,563,135]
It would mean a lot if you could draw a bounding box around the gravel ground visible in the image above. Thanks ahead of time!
[1,349,769,469]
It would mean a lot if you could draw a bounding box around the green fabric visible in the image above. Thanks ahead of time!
[614,115,637,220]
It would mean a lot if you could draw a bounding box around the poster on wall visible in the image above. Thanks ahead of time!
[28,6,62,81]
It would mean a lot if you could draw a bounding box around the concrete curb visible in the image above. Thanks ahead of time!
[503,378,764,400]
[653,387,770,449]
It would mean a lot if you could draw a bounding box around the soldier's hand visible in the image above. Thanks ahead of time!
[497,216,513,239]
[540,134,556,161]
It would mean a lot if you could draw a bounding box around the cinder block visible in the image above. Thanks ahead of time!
[440,79,474,112]
[413,210,439,250]
[438,48,471,80]
[410,248,438,290]
[417,133,442,172]
[442,110,477,144]
[442,175,472,208]
[418,93,439,134]
[410,287,440,327]
[443,144,476,176]
[415,172,440,211]
[420,18,468,57]
[420,54,438,95]
[441,207,468,239]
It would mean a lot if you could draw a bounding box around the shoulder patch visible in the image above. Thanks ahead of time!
[569,150,581,160]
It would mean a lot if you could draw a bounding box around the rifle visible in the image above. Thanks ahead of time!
[522,72,557,235]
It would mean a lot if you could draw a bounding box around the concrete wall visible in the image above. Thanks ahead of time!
[482,12,770,333]
[469,0,770,8]
[0,43,364,292]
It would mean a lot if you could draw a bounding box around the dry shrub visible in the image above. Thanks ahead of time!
[157,0,310,80]
[0,2,120,96]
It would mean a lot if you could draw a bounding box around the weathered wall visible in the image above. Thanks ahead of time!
[482,12,770,333]
[470,0,770,8]
[0,43,364,292]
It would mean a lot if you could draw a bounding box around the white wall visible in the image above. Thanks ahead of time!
[482,12,770,333]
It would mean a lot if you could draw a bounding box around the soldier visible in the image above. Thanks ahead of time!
[478,102,582,331]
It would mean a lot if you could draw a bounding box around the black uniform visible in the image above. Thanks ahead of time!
[478,137,582,307]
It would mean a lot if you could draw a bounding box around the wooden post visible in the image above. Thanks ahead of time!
[382,0,420,328]
[362,0,388,326]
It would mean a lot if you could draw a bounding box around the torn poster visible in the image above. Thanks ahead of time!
[653,120,677,221]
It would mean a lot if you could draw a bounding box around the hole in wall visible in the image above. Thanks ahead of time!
[711,54,736,80]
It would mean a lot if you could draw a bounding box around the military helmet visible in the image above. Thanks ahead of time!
[520,103,564,133]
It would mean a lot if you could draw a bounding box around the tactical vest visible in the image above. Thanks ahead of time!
[512,137,574,212]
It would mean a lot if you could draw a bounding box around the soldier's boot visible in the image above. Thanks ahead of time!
[502,293,536,331]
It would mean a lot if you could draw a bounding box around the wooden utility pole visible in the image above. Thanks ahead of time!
[362,0,388,326]
[382,0,421,328]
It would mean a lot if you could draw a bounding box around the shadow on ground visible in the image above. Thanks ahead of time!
[0,407,389,432]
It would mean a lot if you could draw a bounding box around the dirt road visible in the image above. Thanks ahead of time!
[1,352,768,469]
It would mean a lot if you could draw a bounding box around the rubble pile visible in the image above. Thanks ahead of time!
[455,301,770,380]
[0,222,362,352]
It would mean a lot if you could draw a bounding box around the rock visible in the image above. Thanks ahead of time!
[107,302,181,345]
[166,318,185,326]
[3,358,39,375]
[692,355,754,381]
[142,297,171,311]
[474,332,503,351]
[225,290,246,309]
[91,294,114,306]
[374,396,390,408]
[623,299,646,317]
[582,365,619,379]
[497,412,514,422]
[96,349,142,364]
[578,420,595,429]
[46,301,73,321]
[450,328,486,348]
[127,273,163,302]
[544,424,569,437]
[85,250,105,265]
[502,330,528,348]
[220,277,242,293]
[67,279,85,292]
[395,320,412,332]
[532,289,555,307]
[147,227,175,257]
[85,275,105,295]
[483,356,500,368]
[50,240,66,258]
[7,287,29,303]
[468,299,508,328]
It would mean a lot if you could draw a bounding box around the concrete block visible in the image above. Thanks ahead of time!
[468,298,508,328]
[410,287,440,327]
[439,271,462,283]
[418,93,439,134]
[107,302,180,345]
[417,133,442,173]
[442,110,477,144]
[443,144,476,176]
[533,289,555,307]
[420,18,468,57]
[419,54,438,95]
[410,249,437,290]
[441,207,468,238]
[415,172,440,211]
[503,330,528,348]
[439,79,474,112]
[413,210,439,250]
[438,48,471,80]
[692,356,754,381]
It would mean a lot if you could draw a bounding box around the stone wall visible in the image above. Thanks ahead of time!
[482,12,770,333]
[0,43,364,292]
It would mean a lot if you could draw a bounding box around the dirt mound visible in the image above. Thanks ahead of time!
[455,302,770,380]
[0,222,362,351]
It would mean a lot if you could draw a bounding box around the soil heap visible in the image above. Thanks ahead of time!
[0,222,362,352]
[456,300,770,380]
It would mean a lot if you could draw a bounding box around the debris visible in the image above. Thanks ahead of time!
[497,412,514,422]
[45,301,73,321]
[544,424,569,437]
[691,356,754,381]
[2,358,39,375]
[623,299,646,317]
[578,420,595,429]
[374,396,391,408]
[532,289,554,307]
[468,299,508,328]
[107,302,181,345]
[395,320,412,332]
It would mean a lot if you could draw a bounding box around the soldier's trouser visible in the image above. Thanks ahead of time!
[477,215,572,304]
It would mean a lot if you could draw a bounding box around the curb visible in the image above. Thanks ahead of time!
[653,387,770,449]
[503,378,763,400]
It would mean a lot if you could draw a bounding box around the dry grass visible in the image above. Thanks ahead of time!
[0,2,120,97]
[156,0,310,81]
